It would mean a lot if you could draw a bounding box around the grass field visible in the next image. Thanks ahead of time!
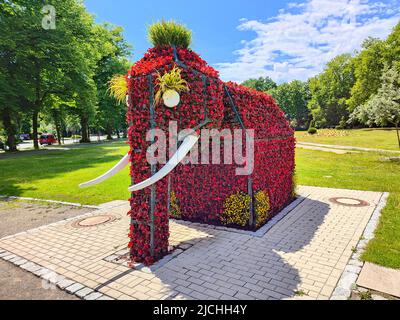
[0,129,399,268]
[0,142,131,205]
[295,128,400,151]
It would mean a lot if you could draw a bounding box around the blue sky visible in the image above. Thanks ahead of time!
[84,0,400,83]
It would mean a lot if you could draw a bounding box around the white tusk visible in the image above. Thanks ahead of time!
[128,134,198,192]
[79,153,130,188]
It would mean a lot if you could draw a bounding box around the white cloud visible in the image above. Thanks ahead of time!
[215,0,400,84]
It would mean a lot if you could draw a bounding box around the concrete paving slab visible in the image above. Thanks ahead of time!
[357,262,400,298]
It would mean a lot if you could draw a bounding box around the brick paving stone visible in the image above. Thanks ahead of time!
[0,186,383,300]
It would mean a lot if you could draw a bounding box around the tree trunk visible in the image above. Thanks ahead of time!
[106,124,113,140]
[80,115,90,143]
[116,127,120,139]
[395,123,400,149]
[52,109,62,145]
[2,109,17,152]
[55,123,62,145]
[32,110,39,150]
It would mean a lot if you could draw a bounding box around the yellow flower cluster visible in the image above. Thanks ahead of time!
[222,191,251,227]
[254,190,270,228]
[169,191,181,218]
[292,174,298,198]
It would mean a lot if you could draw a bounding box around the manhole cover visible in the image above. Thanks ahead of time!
[329,197,369,207]
[72,214,117,228]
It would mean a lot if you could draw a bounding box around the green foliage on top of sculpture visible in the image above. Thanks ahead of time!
[148,20,192,48]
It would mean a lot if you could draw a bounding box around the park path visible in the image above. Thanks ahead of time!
[297,141,400,154]
[0,186,384,300]
[296,143,358,154]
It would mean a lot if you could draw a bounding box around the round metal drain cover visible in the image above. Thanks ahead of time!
[329,197,369,207]
[72,214,117,228]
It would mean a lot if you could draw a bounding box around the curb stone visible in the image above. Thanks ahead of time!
[0,195,100,210]
[0,250,114,300]
[330,192,389,300]
[75,287,94,298]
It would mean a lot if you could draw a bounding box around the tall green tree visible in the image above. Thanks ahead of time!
[241,76,277,93]
[92,23,131,140]
[0,0,99,149]
[350,64,400,148]
[270,80,310,128]
[0,1,28,150]
[347,37,385,112]
[308,54,355,127]
[95,57,131,140]
[383,21,400,67]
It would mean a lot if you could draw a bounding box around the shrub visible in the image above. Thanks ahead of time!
[169,191,181,218]
[289,119,298,129]
[308,127,317,134]
[222,191,251,227]
[335,117,347,130]
[148,20,192,48]
[254,190,270,227]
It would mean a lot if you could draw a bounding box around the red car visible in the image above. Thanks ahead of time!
[39,134,57,145]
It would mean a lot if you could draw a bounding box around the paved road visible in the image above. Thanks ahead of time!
[17,135,116,151]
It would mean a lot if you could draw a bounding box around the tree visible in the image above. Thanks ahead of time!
[350,64,400,148]
[0,0,100,149]
[384,21,400,68]
[270,80,310,128]
[241,77,277,93]
[95,57,130,140]
[347,38,385,112]
[308,54,355,127]
[92,24,131,141]
[0,1,27,151]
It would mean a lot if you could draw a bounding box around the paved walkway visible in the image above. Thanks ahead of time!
[298,142,400,153]
[296,143,358,154]
[0,186,383,300]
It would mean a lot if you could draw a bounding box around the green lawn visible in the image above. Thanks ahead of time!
[0,142,131,205]
[295,128,400,151]
[0,133,399,268]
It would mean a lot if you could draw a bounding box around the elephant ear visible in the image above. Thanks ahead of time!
[108,74,128,104]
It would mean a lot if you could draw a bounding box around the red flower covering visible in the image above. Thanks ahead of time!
[126,46,295,265]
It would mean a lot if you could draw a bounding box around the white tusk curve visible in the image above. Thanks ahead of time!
[128,134,199,192]
[79,153,130,188]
